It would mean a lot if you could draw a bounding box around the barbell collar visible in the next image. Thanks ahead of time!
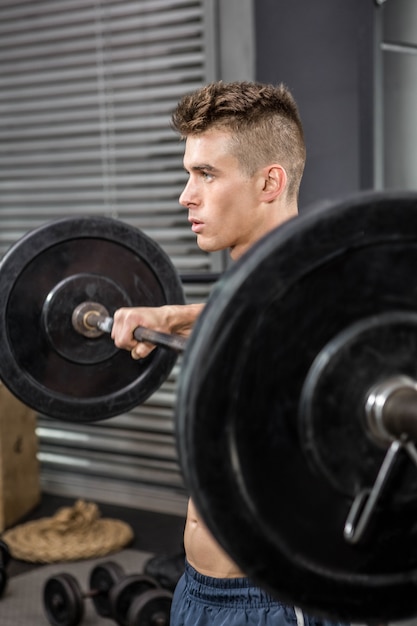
[365,375,417,445]
[343,439,403,544]
[72,301,109,339]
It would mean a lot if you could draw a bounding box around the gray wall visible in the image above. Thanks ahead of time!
[382,0,417,191]
[254,0,377,212]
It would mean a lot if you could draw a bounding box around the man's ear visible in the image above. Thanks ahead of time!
[261,165,287,202]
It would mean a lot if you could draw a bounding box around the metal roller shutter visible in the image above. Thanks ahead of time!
[0,0,219,515]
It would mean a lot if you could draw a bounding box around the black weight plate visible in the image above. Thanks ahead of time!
[0,217,185,422]
[176,191,417,623]
[110,574,158,626]
[89,560,125,617]
[43,573,84,626]
[127,589,172,626]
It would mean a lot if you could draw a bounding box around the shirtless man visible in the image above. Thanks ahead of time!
[112,81,343,626]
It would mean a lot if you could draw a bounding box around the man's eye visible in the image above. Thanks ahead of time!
[202,171,213,180]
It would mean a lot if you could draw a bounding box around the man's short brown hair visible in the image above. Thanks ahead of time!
[172,81,306,199]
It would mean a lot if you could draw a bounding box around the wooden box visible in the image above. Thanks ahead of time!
[0,383,40,531]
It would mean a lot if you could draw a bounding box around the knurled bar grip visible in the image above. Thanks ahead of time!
[96,316,187,354]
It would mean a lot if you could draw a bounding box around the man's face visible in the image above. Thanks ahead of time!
[179,129,266,260]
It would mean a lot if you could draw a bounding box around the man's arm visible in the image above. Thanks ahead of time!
[111,303,205,359]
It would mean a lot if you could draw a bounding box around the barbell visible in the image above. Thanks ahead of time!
[1,190,417,623]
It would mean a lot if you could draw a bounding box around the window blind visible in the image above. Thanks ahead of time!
[0,0,218,515]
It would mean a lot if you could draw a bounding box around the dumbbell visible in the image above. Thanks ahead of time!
[127,587,173,626]
[109,573,170,626]
[0,539,11,598]
[44,560,170,626]
[43,560,125,626]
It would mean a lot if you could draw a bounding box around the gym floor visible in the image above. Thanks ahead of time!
[7,493,185,579]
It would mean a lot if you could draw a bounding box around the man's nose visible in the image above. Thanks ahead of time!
[179,179,197,208]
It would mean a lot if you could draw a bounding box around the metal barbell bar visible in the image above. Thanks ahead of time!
[71,301,188,353]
